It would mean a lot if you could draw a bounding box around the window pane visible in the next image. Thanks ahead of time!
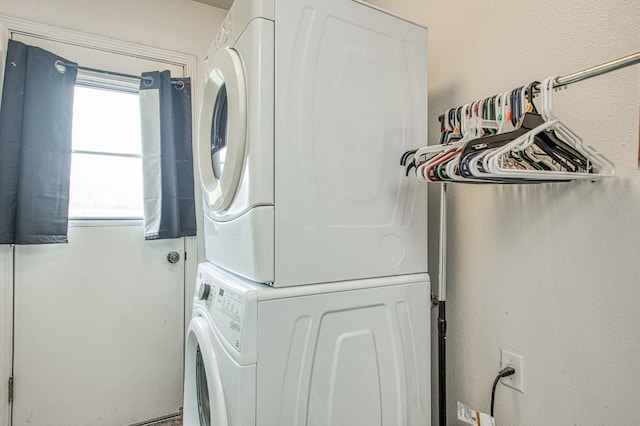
[69,153,143,219]
[72,86,141,155]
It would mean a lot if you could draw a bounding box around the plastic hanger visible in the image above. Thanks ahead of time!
[412,107,470,181]
[484,76,614,180]
[472,82,564,180]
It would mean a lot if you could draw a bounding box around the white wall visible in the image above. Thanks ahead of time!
[369,0,640,424]
[0,0,226,58]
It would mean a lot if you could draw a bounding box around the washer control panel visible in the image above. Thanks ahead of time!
[212,285,245,351]
[195,269,246,352]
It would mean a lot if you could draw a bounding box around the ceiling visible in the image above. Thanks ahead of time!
[192,0,233,10]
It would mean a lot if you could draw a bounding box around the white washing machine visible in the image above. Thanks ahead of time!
[198,0,428,287]
[183,262,431,426]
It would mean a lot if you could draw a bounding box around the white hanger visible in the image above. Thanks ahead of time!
[484,76,614,180]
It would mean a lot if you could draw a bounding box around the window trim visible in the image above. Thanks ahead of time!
[69,219,144,227]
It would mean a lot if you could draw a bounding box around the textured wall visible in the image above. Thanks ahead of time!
[368,0,640,424]
[0,0,225,57]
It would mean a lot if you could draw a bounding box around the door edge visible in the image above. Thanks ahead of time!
[0,244,14,426]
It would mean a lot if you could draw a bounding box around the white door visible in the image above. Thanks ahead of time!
[7,29,194,425]
[13,228,184,426]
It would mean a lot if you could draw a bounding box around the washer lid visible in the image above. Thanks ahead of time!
[199,47,247,212]
[184,316,229,426]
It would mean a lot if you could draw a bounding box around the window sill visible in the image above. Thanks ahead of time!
[69,218,143,227]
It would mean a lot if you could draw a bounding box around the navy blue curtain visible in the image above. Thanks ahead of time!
[139,70,196,240]
[0,40,77,244]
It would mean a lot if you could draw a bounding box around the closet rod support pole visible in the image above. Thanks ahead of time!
[438,183,448,301]
[554,52,640,88]
[437,183,448,426]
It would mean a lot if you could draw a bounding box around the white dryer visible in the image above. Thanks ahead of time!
[199,0,428,287]
[183,262,431,426]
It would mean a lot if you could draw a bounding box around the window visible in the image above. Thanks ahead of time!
[69,74,144,219]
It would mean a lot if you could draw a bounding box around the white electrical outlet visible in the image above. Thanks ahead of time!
[500,349,524,393]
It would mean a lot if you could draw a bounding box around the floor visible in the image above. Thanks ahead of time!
[131,417,181,426]
[153,421,181,426]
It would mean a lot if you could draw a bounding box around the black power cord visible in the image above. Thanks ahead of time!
[490,366,516,417]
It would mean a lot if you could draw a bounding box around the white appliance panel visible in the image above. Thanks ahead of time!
[204,206,275,284]
[256,279,430,426]
[274,0,428,286]
[307,305,400,425]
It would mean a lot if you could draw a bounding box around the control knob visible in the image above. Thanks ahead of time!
[198,283,212,301]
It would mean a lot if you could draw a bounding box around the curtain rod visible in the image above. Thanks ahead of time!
[439,51,640,123]
[54,60,184,88]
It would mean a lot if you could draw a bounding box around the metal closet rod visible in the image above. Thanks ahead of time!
[54,60,184,87]
[438,51,640,123]
[551,51,640,88]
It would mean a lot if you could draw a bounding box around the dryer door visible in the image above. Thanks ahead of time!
[199,47,247,213]
[184,316,229,426]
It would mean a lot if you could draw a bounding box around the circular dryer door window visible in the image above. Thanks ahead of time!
[199,47,247,212]
[210,83,228,180]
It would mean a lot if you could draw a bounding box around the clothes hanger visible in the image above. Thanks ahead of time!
[430,91,527,183]
[468,90,525,180]
[412,106,471,181]
[477,82,558,178]
[444,101,505,182]
[484,76,614,180]
[402,108,459,176]
[457,86,547,180]
[467,81,579,181]
[473,81,572,180]
[401,106,462,175]
[438,102,504,183]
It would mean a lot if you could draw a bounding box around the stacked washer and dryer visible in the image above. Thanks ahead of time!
[184,0,430,425]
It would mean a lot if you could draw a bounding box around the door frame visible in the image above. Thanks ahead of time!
[0,22,10,426]
[0,15,200,426]
[0,246,12,426]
